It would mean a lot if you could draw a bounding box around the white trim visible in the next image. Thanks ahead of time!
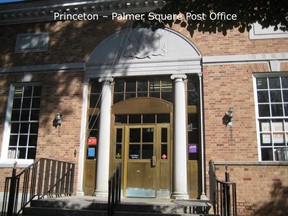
[0,62,85,74]
[203,53,288,65]
[0,159,34,168]
[249,23,288,40]
[252,75,262,161]
[1,85,14,160]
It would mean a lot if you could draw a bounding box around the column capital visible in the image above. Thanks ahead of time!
[170,74,187,81]
[98,77,114,84]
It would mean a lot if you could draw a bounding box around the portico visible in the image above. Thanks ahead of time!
[78,27,205,199]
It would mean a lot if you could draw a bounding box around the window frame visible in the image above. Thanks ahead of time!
[1,83,42,163]
[254,73,288,161]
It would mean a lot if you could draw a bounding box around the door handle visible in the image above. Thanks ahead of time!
[151,156,156,167]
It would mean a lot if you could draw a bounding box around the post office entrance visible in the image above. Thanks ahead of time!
[113,124,171,197]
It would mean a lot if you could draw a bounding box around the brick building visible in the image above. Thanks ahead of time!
[0,1,288,215]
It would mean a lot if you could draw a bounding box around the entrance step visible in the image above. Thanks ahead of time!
[21,197,216,216]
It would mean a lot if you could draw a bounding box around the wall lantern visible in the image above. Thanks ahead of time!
[53,112,62,128]
[222,107,234,126]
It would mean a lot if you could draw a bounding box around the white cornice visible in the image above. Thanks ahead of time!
[0,0,165,25]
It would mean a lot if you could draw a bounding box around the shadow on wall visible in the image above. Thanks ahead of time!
[254,181,288,216]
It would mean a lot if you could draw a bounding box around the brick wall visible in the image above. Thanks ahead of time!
[0,71,84,194]
[215,164,288,216]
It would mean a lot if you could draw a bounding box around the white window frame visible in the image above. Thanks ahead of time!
[249,23,288,40]
[1,83,42,166]
[254,73,288,161]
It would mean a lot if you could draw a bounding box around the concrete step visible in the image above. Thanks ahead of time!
[21,197,215,216]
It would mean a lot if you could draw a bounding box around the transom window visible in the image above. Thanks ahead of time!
[113,77,173,104]
[255,75,288,161]
[8,84,42,159]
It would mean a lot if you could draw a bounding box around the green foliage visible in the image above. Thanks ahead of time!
[133,0,288,36]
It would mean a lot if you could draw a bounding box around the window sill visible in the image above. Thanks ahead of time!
[0,159,34,168]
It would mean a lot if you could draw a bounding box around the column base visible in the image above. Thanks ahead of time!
[171,192,189,200]
[76,190,85,196]
[200,194,209,200]
[93,190,109,198]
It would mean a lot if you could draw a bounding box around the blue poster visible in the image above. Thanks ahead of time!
[88,147,95,158]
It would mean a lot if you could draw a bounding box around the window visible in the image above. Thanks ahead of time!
[113,77,173,104]
[8,84,42,159]
[255,75,288,161]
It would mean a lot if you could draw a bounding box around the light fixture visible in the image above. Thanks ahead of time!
[222,107,234,126]
[53,112,62,128]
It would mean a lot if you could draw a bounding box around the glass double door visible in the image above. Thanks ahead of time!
[114,124,171,198]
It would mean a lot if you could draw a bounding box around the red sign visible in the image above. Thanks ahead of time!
[88,137,97,145]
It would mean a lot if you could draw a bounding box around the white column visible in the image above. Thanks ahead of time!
[199,73,208,200]
[76,77,89,196]
[94,77,113,198]
[171,74,189,200]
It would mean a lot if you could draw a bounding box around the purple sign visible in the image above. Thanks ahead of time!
[188,144,197,153]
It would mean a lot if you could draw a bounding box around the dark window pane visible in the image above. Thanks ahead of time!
[30,123,39,133]
[282,77,288,88]
[142,144,153,159]
[157,114,170,123]
[269,77,280,88]
[30,110,40,121]
[188,130,199,143]
[257,91,269,103]
[129,115,141,124]
[257,78,268,89]
[32,98,41,108]
[113,93,124,104]
[188,91,199,105]
[188,114,199,128]
[187,77,199,91]
[115,115,127,124]
[270,90,282,102]
[18,148,27,159]
[116,128,122,143]
[126,80,136,92]
[91,81,102,93]
[8,148,16,159]
[129,128,141,142]
[33,86,42,96]
[10,123,19,133]
[137,80,148,92]
[125,93,136,100]
[285,104,288,116]
[137,92,148,97]
[161,128,167,143]
[261,148,273,161]
[129,144,140,159]
[23,86,32,97]
[88,116,99,130]
[27,148,36,159]
[9,135,18,146]
[161,144,168,159]
[13,98,21,109]
[20,123,29,133]
[11,110,20,121]
[19,135,28,146]
[162,92,173,102]
[143,114,155,123]
[142,128,153,142]
[259,104,270,117]
[274,148,288,161]
[21,110,30,121]
[29,135,38,146]
[271,104,283,116]
[90,94,100,108]
[114,80,125,92]
[150,92,160,98]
